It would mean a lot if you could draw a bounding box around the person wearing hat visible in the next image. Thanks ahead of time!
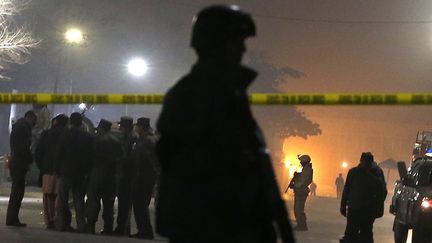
[287,154,314,231]
[128,117,157,239]
[156,5,294,243]
[85,119,122,234]
[54,112,94,232]
[35,114,69,229]
[340,152,386,243]
[114,116,138,236]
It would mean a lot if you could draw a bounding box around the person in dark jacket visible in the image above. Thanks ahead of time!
[156,5,292,243]
[35,114,69,229]
[340,152,387,243]
[85,119,122,235]
[6,110,37,227]
[287,154,313,231]
[114,116,138,236]
[130,117,157,239]
[54,112,94,233]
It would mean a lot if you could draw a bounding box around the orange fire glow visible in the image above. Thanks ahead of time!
[283,154,301,179]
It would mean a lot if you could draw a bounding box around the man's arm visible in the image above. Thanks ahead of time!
[340,170,352,216]
[54,131,67,175]
[85,134,95,176]
[35,131,47,170]
[285,172,298,193]
[378,168,388,200]
[10,125,33,163]
[306,169,313,186]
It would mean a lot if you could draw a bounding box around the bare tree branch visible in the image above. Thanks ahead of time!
[0,0,39,79]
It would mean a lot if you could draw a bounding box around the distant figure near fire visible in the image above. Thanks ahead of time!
[287,154,313,231]
[336,173,344,199]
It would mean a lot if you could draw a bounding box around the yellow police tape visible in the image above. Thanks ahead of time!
[0,93,432,105]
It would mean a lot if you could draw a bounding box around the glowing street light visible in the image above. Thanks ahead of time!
[127,58,148,77]
[52,28,86,115]
[65,28,84,44]
[341,162,349,169]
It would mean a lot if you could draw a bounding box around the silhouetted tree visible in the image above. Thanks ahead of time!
[247,52,321,160]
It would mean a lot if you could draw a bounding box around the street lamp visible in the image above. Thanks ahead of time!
[341,161,349,169]
[64,28,84,45]
[52,27,87,115]
[127,58,148,77]
[124,57,149,115]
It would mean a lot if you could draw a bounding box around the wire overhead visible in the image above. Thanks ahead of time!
[163,1,432,25]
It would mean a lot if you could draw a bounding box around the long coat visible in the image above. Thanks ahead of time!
[55,126,94,179]
[92,132,123,175]
[9,118,33,171]
[156,61,272,239]
[35,125,67,175]
[134,132,157,183]
[341,163,387,217]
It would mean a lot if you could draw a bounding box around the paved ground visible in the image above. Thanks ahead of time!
[289,196,404,243]
[0,193,408,243]
[0,195,167,243]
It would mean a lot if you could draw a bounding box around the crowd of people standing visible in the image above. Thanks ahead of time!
[7,111,158,239]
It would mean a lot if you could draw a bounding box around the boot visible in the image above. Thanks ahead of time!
[100,223,113,235]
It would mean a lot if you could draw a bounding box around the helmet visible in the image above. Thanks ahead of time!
[191,5,256,54]
[298,154,311,163]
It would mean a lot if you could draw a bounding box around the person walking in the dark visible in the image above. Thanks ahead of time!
[54,112,94,233]
[114,116,137,236]
[85,119,122,235]
[336,173,345,199]
[287,154,313,231]
[156,5,294,243]
[6,110,37,227]
[35,114,69,229]
[340,152,387,243]
[130,117,157,239]
[309,181,317,196]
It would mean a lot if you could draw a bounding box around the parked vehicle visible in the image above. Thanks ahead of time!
[391,158,432,243]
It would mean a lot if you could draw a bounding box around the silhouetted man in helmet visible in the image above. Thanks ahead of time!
[287,154,313,231]
[156,5,294,243]
[6,110,37,227]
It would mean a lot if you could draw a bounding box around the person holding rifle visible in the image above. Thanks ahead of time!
[286,154,313,231]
